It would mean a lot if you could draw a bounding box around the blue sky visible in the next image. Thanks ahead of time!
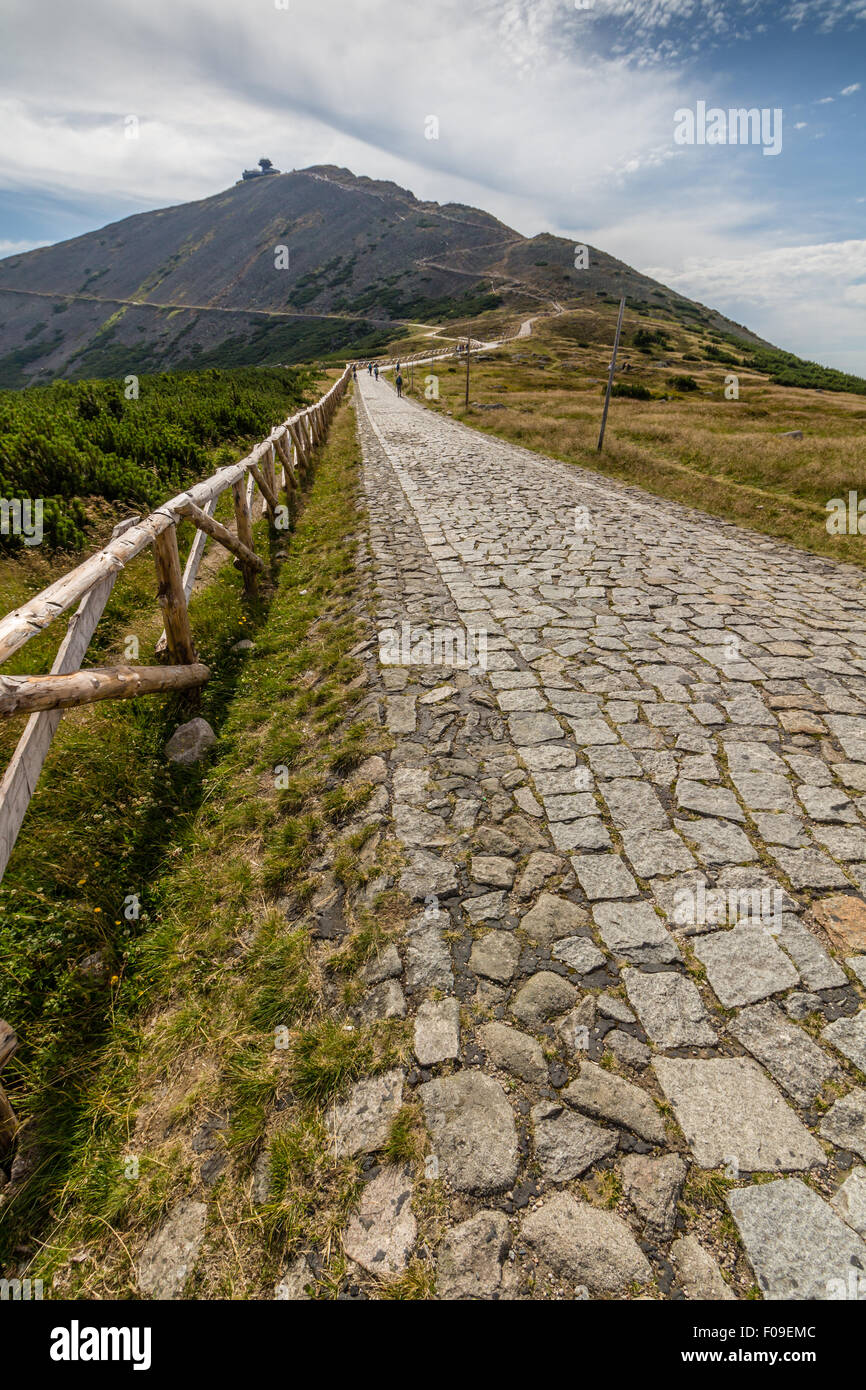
[0,0,863,370]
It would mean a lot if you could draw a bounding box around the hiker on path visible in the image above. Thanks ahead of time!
[352,364,357,380]
[374,365,379,380]
[367,362,372,374]
[395,371,403,398]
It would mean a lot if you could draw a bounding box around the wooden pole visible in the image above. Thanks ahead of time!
[153,525,197,665]
[232,478,258,596]
[248,461,278,518]
[597,296,626,453]
[0,517,138,881]
[464,336,470,409]
[0,663,210,718]
[155,496,216,656]
[174,501,265,572]
[0,1019,17,1151]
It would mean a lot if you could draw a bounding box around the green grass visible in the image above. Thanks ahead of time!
[0,365,312,549]
[4,396,414,1300]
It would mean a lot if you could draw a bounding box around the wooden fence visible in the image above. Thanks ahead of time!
[0,365,352,889]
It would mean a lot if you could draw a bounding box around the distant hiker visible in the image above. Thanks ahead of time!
[396,360,401,373]
[396,371,403,397]
[352,364,357,380]
[374,365,379,380]
[367,362,372,375]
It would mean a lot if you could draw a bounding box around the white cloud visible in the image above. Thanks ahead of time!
[644,239,866,371]
[841,82,862,94]
[0,238,49,256]
[0,0,862,374]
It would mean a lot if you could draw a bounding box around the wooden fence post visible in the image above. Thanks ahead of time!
[153,525,197,664]
[232,477,258,597]
[597,296,626,452]
[0,1019,17,1151]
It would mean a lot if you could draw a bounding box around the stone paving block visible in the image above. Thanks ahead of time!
[600,778,668,831]
[822,1011,866,1072]
[520,892,589,944]
[477,1021,548,1084]
[674,816,758,865]
[769,848,851,889]
[329,1070,405,1159]
[675,779,745,822]
[811,894,866,953]
[692,923,800,1007]
[566,716,618,746]
[592,899,681,966]
[562,1060,666,1143]
[831,1166,866,1237]
[419,1072,519,1193]
[772,913,847,990]
[549,818,612,852]
[138,1199,207,1300]
[511,971,578,1027]
[653,1057,827,1171]
[344,1165,417,1276]
[385,696,417,734]
[621,829,696,877]
[470,930,521,983]
[620,1153,687,1241]
[730,1002,838,1104]
[414,998,461,1065]
[623,968,717,1048]
[463,890,508,924]
[406,910,453,992]
[531,1102,618,1180]
[670,1235,736,1300]
[825,715,866,763]
[521,1192,652,1293]
[551,934,606,974]
[728,1178,866,1299]
[507,712,564,745]
[436,1211,511,1299]
[571,854,639,900]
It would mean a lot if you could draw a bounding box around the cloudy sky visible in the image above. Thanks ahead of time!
[1,0,863,371]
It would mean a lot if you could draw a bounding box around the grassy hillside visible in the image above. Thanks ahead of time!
[394,304,866,568]
[0,393,417,1300]
[0,165,768,386]
[0,370,366,1273]
[0,365,311,550]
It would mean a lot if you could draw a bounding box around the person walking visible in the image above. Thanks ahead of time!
[373,364,379,381]
[395,370,403,398]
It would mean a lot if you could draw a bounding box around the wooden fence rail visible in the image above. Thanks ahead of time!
[0,364,352,895]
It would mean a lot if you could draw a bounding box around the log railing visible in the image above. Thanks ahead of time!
[0,364,352,891]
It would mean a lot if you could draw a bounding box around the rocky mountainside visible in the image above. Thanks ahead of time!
[0,165,763,385]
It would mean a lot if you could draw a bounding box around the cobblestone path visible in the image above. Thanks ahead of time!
[337,371,866,1299]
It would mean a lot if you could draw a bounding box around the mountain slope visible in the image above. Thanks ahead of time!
[0,165,764,385]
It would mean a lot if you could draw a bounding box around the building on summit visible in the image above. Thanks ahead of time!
[239,158,280,182]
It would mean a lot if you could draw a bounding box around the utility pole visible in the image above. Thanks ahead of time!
[597,296,626,452]
[464,335,471,409]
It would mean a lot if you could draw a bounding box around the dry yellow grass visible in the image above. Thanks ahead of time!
[398,306,866,568]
